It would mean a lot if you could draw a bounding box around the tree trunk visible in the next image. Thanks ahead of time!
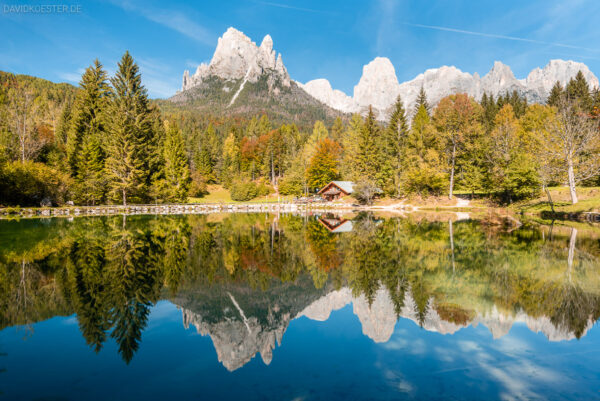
[122,189,127,206]
[449,219,455,273]
[567,159,578,204]
[543,185,555,213]
[270,151,275,186]
[449,142,456,200]
[567,227,577,282]
[21,99,27,163]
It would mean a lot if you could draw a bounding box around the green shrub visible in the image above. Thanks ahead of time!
[278,175,303,196]
[190,171,209,198]
[230,180,258,201]
[256,180,274,197]
[0,161,72,206]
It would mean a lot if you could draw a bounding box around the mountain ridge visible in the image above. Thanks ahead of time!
[303,58,599,119]
[178,26,599,121]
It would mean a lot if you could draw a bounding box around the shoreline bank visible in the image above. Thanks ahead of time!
[1,202,599,224]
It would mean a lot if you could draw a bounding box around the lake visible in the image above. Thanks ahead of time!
[1,212,599,400]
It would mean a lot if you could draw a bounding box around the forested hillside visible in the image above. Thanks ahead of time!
[163,74,344,130]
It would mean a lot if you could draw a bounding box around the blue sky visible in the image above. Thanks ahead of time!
[2,0,600,98]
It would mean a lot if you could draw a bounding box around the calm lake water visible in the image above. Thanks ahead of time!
[1,212,599,400]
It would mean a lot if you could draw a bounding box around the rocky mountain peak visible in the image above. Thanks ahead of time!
[480,61,521,93]
[526,59,599,95]
[181,27,290,91]
[302,57,598,120]
[298,79,357,113]
[260,34,273,53]
[353,57,400,111]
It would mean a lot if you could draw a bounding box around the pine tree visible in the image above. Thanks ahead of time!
[414,86,430,116]
[329,116,344,143]
[146,107,166,198]
[67,59,110,177]
[496,92,510,110]
[55,99,73,148]
[258,114,272,136]
[220,131,239,187]
[400,104,446,195]
[509,90,527,118]
[302,120,329,163]
[341,114,363,179]
[566,71,592,111]
[195,144,216,184]
[204,122,220,162]
[158,122,191,202]
[547,81,564,107]
[480,92,489,110]
[76,132,106,205]
[378,95,408,194]
[355,106,379,181]
[592,87,600,114]
[481,92,498,133]
[105,51,153,205]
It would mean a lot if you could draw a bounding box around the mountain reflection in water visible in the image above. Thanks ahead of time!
[1,212,599,374]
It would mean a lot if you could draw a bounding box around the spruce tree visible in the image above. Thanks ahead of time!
[481,92,498,133]
[329,116,344,143]
[76,134,106,205]
[400,104,446,195]
[378,95,408,194]
[195,144,216,183]
[340,114,363,179]
[67,59,110,177]
[566,71,592,111]
[509,90,527,118]
[355,106,379,181]
[592,87,600,112]
[414,86,430,116]
[159,123,191,202]
[480,92,489,110]
[55,99,73,148]
[547,81,564,107]
[258,114,272,136]
[105,51,153,205]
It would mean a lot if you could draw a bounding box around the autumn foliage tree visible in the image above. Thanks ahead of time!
[306,138,341,190]
[433,94,483,199]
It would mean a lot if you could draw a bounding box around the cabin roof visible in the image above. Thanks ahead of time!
[318,217,354,233]
[318,181,354,194]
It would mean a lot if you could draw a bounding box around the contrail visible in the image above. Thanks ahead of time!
[254,1,336,15]
[403,22,599,53]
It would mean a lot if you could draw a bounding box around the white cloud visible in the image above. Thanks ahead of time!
[110,0,215,46]
[57,67,85,83]
[136,57,180,98]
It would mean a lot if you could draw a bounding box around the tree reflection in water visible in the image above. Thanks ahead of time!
[0,212,599,363]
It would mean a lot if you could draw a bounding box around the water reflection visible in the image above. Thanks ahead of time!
[1,212,599,368]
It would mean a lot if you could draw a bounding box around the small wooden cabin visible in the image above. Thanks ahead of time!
[318,181,354,201]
